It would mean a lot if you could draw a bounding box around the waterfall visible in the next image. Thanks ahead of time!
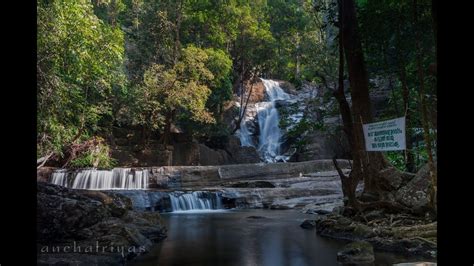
[170,191,223,212]
[50,168,149,190]
[254,79,291,162]
[238,114,255,147]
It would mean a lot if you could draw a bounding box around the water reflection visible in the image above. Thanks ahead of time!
[131,209,428,266]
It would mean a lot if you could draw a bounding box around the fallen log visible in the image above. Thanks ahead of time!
[37,152,54,169]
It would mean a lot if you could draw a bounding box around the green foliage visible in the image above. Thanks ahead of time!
[37,0,436,170]
[37,0,126,157]
[69,137,117,169]
[204,48,233,116]
[357,0,436,171]
[386,151,407,172]
[134,45,217,138]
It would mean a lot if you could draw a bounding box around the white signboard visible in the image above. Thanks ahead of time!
[362,117,406,151]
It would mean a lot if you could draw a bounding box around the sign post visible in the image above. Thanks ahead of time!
[362,117,406,151]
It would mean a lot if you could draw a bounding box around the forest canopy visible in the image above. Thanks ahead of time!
[37,0,436,171]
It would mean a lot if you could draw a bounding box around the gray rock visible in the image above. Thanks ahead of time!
[332,206,345,215]
[337,216,352,226]
[364,210,385,221]
[224,181,275,188]
[246,215,267,219]
[302,203,332,215]
[37,183,167,262]
[300,219,317,229]
[337,241,375,264]
[395,163,435,210]
[353,224,375,238]
[379,167,403,191]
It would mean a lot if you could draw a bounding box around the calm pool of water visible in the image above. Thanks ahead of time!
[131,209,427,266]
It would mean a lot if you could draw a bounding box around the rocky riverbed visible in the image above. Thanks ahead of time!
[37,182,167,265]
[314,210,437,259]
[38,159,437,263]
[309,163,438,262]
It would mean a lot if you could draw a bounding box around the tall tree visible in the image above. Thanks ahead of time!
[332,0,360,208]
[340,0,388,199]
[139,46,217,145]
[413,0,437,212]
[37,0,125,158]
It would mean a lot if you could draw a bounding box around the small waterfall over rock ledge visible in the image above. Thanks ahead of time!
[170,191,223,211]
[109,190,225,212]
[50,168,149,190]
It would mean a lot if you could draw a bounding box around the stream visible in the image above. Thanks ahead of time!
[130,209,426,266]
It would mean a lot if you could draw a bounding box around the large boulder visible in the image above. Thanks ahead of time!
[37,183,166,262]
[37,183,113,242]
[172,142,231,166]
[291,129,350,161]
[395,163,435,210]
[247,80,266,103]
[224,135,260,164]
[378,167,404,191]
[300,219,317,229]
[378,167,417,192]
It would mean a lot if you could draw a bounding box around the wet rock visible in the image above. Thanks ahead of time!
[225,181,275,188]
[353,224,375,238]
[279,80,296,94]
[337,241,375,264]
[337,216,352,226]
[218,159,350,180]
[247,80,266,103]
[315,209,331,215]
[246,215,267,219]
[224,135,261,164]
[300,219,317,229]
[302,203,332,214]
[314,212,437,259]
[269,204,293,210]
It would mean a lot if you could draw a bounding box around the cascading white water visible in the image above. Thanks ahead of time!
[238,114,255,147]
[50,168,149,190]
[170,191,223,211]
[256,79,291,162]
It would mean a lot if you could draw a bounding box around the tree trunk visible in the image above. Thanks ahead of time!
[395,15,416,173]
[173,0,183,65]
[399,62,416,173]
[295,32,301,81]
[162,110,175,146]
[332,5,360,208]
[340,0,387,198]
[413,0,437,212]
[431,0,437,58]
[232,75,256,134]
